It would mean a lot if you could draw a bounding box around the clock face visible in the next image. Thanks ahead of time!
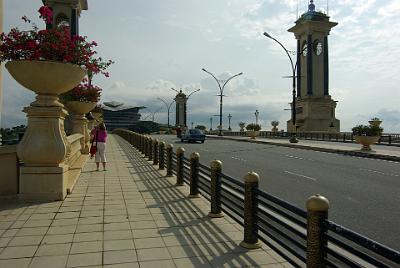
[302,43,308,57]
[314,40,323,56]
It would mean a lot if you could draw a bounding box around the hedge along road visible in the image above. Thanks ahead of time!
[152,134,400,251]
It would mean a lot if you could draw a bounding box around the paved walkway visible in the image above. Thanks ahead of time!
[0,135,292,268]
[207,135,400,161]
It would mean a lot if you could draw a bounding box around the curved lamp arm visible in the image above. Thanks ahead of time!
[263,32,295,74]
[221,72,243,92]
[202,68,222,93]
[187,88,200,99]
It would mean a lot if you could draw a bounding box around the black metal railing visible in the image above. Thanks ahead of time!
[114,129,400,268]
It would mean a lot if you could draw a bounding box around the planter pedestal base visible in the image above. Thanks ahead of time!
[17,105,71,202]
[72,114,90,154]
[19,165,68,202]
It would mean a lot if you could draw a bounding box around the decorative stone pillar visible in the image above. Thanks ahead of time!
[5,60,86,201]
[65,101,96,154]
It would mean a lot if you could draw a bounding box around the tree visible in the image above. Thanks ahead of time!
[195,125,207,131]
[128,121,160,134]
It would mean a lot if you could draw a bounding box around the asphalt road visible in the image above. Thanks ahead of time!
[152,134,400,251]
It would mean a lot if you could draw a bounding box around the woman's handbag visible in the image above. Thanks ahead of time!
[90,129,98,158]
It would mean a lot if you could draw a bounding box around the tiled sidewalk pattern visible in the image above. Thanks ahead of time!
[0,135,292,268]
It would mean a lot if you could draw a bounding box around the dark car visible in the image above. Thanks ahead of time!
[181,129,206,143]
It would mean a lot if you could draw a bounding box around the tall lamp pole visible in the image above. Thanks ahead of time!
[254,110,259,125]
[202,68,243,136]
[157,97,174,129]
[264,32,299,143]
[228,114,232,131]
[210,117,213,131]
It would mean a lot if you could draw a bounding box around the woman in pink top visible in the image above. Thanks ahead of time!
[91,122,108,171]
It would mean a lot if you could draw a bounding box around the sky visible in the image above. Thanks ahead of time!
[2,0,400,132]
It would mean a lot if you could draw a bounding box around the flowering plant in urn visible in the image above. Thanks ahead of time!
[0,5,113,97]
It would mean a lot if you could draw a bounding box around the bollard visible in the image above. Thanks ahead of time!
[153,139,159,165]
[306,194,329,268]
[166,144,173,177]
[159,141,165,170]
[240,171,261,249]
[176,147,185,186]
[188,152,200,198]
[148,138,153,161]
[209,160,224,218]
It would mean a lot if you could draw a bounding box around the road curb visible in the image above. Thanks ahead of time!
[206,135,400,162]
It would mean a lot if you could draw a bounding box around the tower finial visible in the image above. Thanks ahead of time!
[308,0,315,12]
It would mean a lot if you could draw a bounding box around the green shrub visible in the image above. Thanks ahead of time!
[352,125,383,136]
[245,123,261,131]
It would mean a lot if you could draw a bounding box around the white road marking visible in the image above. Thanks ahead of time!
[231,156,247,162]
[285,154,315,162]
[284,170,317,181]
[359,168,399,177]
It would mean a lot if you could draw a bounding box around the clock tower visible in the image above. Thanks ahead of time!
[287,0,340,133]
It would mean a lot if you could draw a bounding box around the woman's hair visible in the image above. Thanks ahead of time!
[98,123,106,130]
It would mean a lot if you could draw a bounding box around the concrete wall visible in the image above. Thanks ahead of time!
[0,145,19,196]
[0,0,4,144]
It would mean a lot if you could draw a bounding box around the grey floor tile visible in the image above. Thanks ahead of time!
[134,237,165,249]
[42,233,74,244]
[137,247,172,262]
[140,259,176,268]
[36,243,71,256]
[70,241,103,254]
[0,257,32,268]
[103,249,137,265]
[104,239,135,251]
[0,245,38,259]
[73,231,103,242]
[8,235,43,246]
[29,255,68,268]
[67,252,102,267]
[173,257,211,268]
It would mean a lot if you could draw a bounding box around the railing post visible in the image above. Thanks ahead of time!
[389,135,392,145]
[306,194,329,268]
[209,160,223,218]
[188,152,200,198]
[148,138,153,161]
[143,136,148,157]
[153,139,159,165]
[140,135,145,153]
[176,147,185,186]
[240,171,261,249]
[159,141,165,170]
[166,144,173,177]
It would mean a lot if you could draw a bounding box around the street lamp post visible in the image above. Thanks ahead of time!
[157,97,174,129]
[202,68,243,136]
[210,117,213,131]
[228,114,232,131]
[254,110,259,125]
[264,32,299,143]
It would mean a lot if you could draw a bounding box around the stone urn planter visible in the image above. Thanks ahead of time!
[368,118,382,127]
[65,101,97,154]
[354,136,380,151]
[6,61,86,107]
[246,130,260,139]
[5,60,86,166]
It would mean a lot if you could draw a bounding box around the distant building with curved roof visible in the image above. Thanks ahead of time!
[102,101,145,130]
